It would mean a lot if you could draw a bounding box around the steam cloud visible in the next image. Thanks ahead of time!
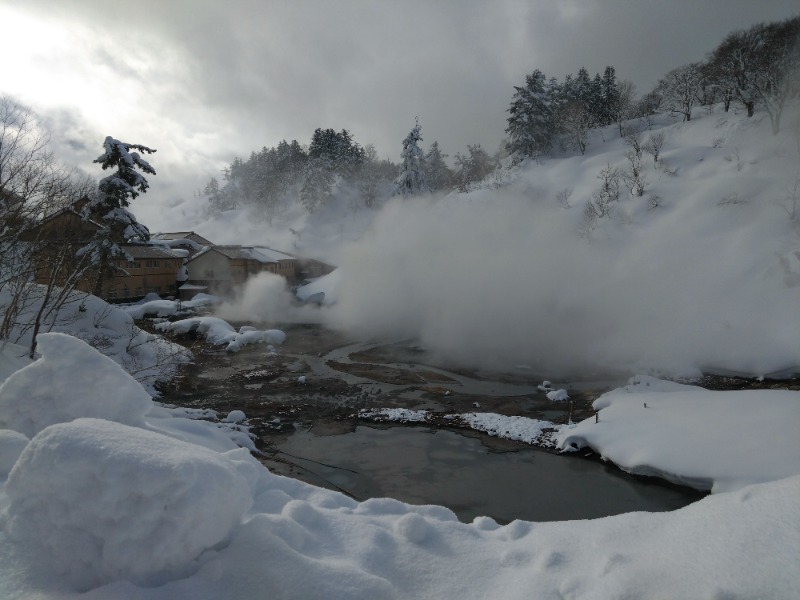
[322,194,799,378]
[215,191,798,379]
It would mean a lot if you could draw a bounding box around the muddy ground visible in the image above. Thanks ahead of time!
[155,323,607,445]
[150,320,797,492]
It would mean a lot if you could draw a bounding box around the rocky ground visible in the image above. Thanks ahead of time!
[155,323,606,447]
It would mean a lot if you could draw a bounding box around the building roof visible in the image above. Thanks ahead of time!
[190,245,296,264]
[152,231,214,246]
[121,244,183,259]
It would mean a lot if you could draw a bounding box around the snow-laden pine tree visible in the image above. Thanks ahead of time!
[392,118,428,197]
[79,136,155,296]
[505,70,555,159]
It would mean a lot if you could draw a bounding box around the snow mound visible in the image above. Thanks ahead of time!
[295,268,341,304]
[156,317,285,353]
[546,388,569,402]
[5,418,253,591]
[122,299,180,319]
[0,333,152,438]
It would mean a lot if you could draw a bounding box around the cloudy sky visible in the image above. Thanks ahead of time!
[1,0,797,223]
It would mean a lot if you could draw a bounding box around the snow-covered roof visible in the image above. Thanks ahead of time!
[151,231,214,245]
[191,245,296,264]
[120,244,183,259]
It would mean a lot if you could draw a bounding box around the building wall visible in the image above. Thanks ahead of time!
[186,251,298,296]
[187,251,235,295]
[103,257,182,301]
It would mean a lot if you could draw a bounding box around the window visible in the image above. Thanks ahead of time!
[134,287,142,297]
[123,287,130,298]
[108,289,117,300]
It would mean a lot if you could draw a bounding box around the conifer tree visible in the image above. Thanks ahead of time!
[393,118,428,197]
[79,137,156,296]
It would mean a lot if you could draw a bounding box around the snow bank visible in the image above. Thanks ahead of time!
[0,288,189,395]
[557,376,800,492]
[0,333,152,438]
[122,299,181,319]
[461,412,561,445]
[121,294,220,320]
[295,268,341,305]
[5,418,253,590]
[156,316,285,352]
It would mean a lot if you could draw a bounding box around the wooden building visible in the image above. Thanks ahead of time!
[21,201,185,303]
[104,245,184,301]
[186,245,298,296]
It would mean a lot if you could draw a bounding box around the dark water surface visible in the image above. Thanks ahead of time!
[276,424,704,523]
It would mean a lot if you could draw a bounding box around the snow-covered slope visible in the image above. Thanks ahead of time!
[211,105,800,379]
[0,288,189,395]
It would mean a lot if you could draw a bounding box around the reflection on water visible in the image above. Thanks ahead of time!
[275,425,704,523]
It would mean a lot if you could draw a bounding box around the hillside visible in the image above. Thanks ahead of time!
[182,104,800,379]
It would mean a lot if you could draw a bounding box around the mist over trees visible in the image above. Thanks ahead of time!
[198,15,798,220]
[507,16,799,162]
[204,124,469,219]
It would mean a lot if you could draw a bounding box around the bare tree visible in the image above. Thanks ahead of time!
[657,63,705,122]
[643,132,666,165]
[558,102,592,154]
[0,96,97,355]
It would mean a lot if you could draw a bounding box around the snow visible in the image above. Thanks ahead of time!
[0,288,189,395]
[546,388,569,402]
[223,410,246,423]
[5,419,253,591]
[0,342,31,384]
[557,375,800,493]
[121,294,220,320]
[0,333,151,437]
[295,268,341,305]
[0,335,798,598]
[2,105,800,598]
[461,412,560,445]
[155,316,285,353]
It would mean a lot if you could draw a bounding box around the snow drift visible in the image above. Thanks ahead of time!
[0,333,152,437]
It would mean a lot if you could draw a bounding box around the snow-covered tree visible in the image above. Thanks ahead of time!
[299,157,335,212]
[657,63,705,122]
[79,136,156,296]
[751,17,800,134]
[454,144,496,192]
[424,141,453,192]
[505,69,555,159]
[393,118,428,197]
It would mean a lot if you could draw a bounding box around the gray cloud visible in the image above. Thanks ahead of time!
[5,0,798,214]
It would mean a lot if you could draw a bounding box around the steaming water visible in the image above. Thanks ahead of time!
[277,425,703,523]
